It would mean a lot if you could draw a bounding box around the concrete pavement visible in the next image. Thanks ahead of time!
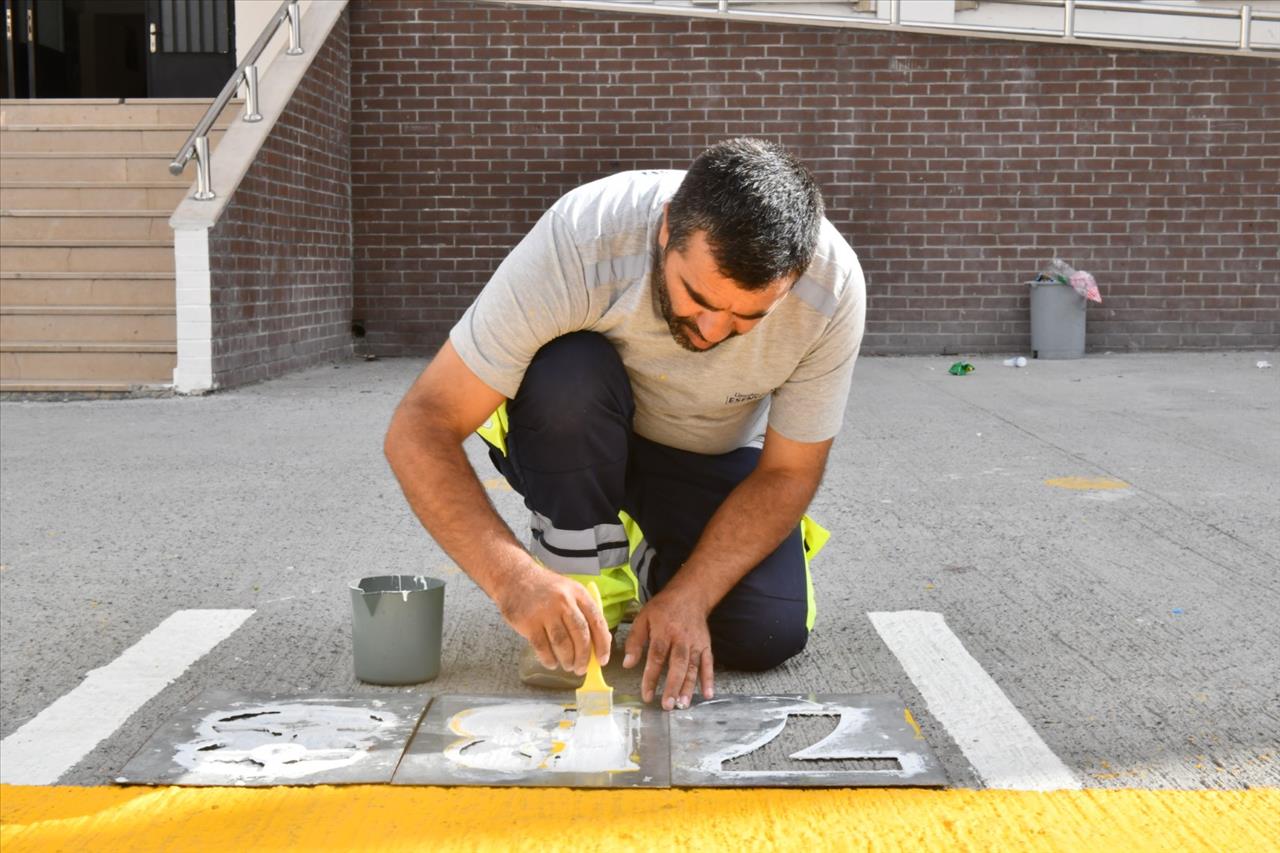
[1,350,1277,788]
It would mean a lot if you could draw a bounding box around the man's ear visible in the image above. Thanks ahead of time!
[659,203,670,251]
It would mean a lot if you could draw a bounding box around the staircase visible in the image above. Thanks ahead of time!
[0,99,231,394]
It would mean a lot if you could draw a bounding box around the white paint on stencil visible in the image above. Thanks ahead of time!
[173,702,401,781]
[444,702,637,774]
[446,702,562,769]
[788,707,872,759]
[680,698,931,780]
[0,609,253,785]
[692,704,803,773]
[715,750,929,781]
[868,609,1081,790]
[553,713,635,773]
[687,697,826,774]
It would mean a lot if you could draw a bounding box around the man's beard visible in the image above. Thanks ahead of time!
[650,246,737,354]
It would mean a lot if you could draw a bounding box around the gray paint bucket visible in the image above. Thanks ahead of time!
[350,575,445,685]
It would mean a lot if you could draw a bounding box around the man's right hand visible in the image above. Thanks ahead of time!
[385,343,611,675]
[495,565,612,675]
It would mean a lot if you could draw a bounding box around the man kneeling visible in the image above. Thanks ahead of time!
[384,138,866,711]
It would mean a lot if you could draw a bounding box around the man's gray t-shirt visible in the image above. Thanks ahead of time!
[450,170,867,456]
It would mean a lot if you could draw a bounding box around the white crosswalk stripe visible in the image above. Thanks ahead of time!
[0,609,254,785]
[869,609,1081,791]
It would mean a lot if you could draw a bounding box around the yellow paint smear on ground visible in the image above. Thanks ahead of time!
[2,785,1277,852]
[1044,476,1130,491]
[903,708,925,741]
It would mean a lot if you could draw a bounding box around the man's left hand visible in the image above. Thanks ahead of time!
[622,590,715,710]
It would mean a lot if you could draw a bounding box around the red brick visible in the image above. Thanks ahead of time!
[345,0,1279,357]
[209,10,354,387]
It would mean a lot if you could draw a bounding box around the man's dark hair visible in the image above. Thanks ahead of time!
[666,138,824,290]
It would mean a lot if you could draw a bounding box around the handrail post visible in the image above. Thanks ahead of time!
[287,0,304,55]
[1064,0,1076,39]
[193,136,215,200]
[244,63,263,122]
[169,0,306,199]
[1240,4,1252,50]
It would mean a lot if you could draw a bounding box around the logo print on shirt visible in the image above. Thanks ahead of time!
[725,391,765,405]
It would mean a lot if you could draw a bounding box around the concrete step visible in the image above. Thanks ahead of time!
[0,183,189,210]
[0,378,165,393]
[0,242,174,273]
[0,153,185,184]
[0,342,176,383]
[0,100,202,391]
[0,126,228,155]
[0,210,174,241]
[1,306,176,343]
[0,98,241,127]
[0,273,174,307]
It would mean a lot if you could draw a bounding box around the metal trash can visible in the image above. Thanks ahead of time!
[1028,280,1087,359]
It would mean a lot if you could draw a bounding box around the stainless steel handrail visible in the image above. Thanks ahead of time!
[892,0,1276,50]
[526,0,1279,55]
[169,0,306,201]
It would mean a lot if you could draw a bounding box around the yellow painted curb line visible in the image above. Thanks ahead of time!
[2,785,1277,852]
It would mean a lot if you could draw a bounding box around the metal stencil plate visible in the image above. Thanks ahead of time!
[393,693,670,788]
[669,693,947,787]
[115,690,431,787]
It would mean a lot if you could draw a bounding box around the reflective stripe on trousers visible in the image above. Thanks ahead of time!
[478,399,829,630]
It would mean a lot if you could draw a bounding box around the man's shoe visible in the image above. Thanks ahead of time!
[621,597,642,624]
[518,644,583,689]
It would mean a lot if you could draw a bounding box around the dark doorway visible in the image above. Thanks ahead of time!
[1,0,232,99]
[2,0,31,98]
[144,0,235,98]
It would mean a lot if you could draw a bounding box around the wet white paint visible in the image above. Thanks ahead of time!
[444,701,637,774]
[553,714,632,773]
[688,698,927,780]
[353,575,440,606]
[690,698,824,774]
[173,702,401,781]
[789,707,871,759]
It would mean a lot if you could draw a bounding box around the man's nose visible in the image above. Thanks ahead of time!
[696,311,732,343]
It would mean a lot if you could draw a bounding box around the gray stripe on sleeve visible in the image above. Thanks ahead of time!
[586,253,648,290]
[791,274,837,318]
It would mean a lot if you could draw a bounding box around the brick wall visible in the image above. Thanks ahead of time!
[349,1,1278,356]
[208,11,353,387]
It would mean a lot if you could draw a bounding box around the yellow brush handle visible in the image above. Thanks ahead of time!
[586,580,604,613]
[582,581,608,689]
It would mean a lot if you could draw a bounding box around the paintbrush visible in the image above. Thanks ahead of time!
[575,581,614,717]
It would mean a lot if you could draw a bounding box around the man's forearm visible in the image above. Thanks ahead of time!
[384,417,535,602]
[661,465,820,614]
